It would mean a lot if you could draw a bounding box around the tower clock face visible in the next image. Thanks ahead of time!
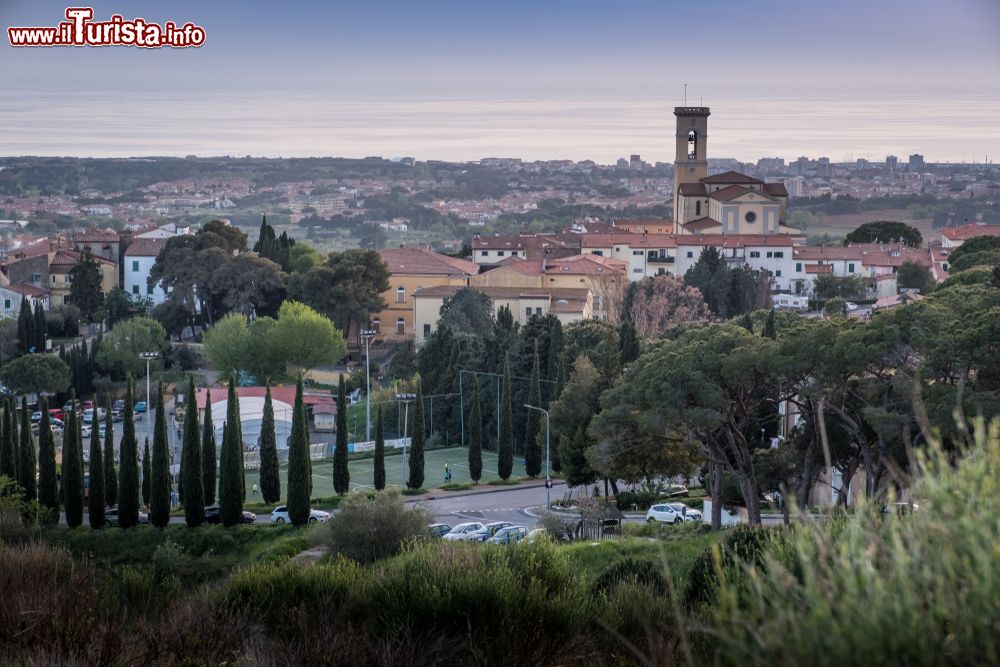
[688,167,696,175]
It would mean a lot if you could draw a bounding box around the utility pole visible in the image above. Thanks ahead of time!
[139,351,159,441]
[523,404,551,510]
[395,392,415,486]
[360,329,376,441]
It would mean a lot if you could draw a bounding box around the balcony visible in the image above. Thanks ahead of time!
[647,254,674,263]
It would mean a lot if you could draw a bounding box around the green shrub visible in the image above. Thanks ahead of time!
[594,557,668,596]
[614,490,660,511]
[683,524,776,610]
[310,489,429,563]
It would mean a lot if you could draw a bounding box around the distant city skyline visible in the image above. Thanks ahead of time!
[2,0,999,162]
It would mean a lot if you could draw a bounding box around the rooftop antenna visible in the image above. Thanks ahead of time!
[684,83,687,106]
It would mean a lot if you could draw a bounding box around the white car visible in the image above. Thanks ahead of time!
[487,525,528,545]
[467,521,514,543]
[646,502,701,525]
[441,522,484,541]
[845,301,859,312]
[270,505,330,523]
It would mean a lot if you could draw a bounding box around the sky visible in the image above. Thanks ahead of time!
[1,0,999,163]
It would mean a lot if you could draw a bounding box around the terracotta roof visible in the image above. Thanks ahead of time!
[941,223,1000,241]
[612,218,673,230]
[805,264,833,274]
[194,386,335,409]
[73,229,119,243]
[49,249,116,269]
[124,237,169,257]
[4,282,49,297]
[874,290,924,311]
[793,246,864,261]
[682,217,721,232]
[471,234,580,257]
[379,247,479,276]
[546,254,628,274]
[700,171,763,185]
[490,257,545,276]
[413,284,589,303]
[675,234,796,248]
[762,183,789,197]
[678,182,708,196]
[580,233,677,249]
[852,244,931,268]
[708,185,776,202]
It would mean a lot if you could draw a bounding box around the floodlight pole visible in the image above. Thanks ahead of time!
[140,351,159,440]
[523,404,550,510]
[360,329,376,441]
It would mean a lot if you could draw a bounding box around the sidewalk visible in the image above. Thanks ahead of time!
[405,479,560,503]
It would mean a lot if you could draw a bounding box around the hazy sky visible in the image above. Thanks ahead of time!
[2,0,999,162]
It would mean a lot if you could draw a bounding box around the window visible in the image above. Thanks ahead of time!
[535,307,542,315]
[372,318,381,334]
[848,263,855,273]
[657,268,666,275]
[615,247,622,253]
[525,308,532,318]
[766,252,773,258]
[30,273,41,283]
[796,262,802,272]
[132,285,140,295]
[396,287,405,303]
[775,270,782,277]
[3,299,9,309]
[396,318,405,335]
[423,323,431,337]
[750,251,760,258]
[147,285,153,296]
[745,211,757,223]
[511,251,518,256]
[774,251,784,258]
[131,260,139,272]
[481,251,489,257]
[687,129,698,159]
[591,250,603,257]
[695,200,701,216]
[686,251,693,258]
[632,250,643,256]
[497,251,505,257]
[632,268,643,274]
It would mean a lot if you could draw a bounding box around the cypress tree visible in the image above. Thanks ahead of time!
[373,405,385,491]
[286,377,312,524]
[0,400,16,482]
[142,438,151,509]
[17,298,33,354]
[763,309,777,339]
[37,397,59,519]
[63,403,84,528]
[333,375,349,495]
[618,319,641,370]
[118,377,140,527]
[468,378,483,483]
[88,404,105,529]
[258,383,280,504]
[149,382,171,527]
[181,377,204,526]
[7,399,19,483]
[498,354,513,480]
[103,396,117,508]
[546,320,564,403]
[407,380,426,489]
[219,377,245,526]
[33,300,46,353]
[525,340,542,477]
[17,398,36,501]
[201,391,217,505]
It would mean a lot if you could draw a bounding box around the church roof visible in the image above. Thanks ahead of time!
[678,182,708,196]
[708,185,776,202]
[762,183,788,197]
[700,171,762,185]
[682,217,721,232]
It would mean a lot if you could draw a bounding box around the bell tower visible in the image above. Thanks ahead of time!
[673,106,710,230]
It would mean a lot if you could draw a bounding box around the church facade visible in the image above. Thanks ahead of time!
[672,106,796,236]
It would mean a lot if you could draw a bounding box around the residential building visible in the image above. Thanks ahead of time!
[579,233,679,281]
[375,247,480,338]
[412,285,592,343]
[72,229,120,264]
[47,249,118,306]
[940,222,1000,248]
[0,283,49,318]
[790,246,864,294]
[124,237,169,304]
[470,233,579,264]
[673,235,797,291]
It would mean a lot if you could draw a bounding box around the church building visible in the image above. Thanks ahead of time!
[672,107,797,236]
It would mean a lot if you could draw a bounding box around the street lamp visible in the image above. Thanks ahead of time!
[395,392,416,487]
[360,329,376,441]
[523,404,551,510]
[139,351,159,440]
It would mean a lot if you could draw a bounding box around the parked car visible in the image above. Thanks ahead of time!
[63,401,81,414]
[81,424,92,439]
[441,522,485,541]
[427,523,452,538]
[467,521,514,543]
[846,301,860,312]
[524,528,550,543]
[646,503,700,525]
[487,525,528,544]
[112,410,124,423]
[134,401,147,414]
[104,508,150,528]
[30,411,42,424]
[204,505,257,524]
[663,484,690,498]
[113,399,126,412]
[48,408,65,422]
[82,408,107,424]
[82,400,95,411]
[270,505,330,523]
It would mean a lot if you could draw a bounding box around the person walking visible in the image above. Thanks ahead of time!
[252,482,259,497]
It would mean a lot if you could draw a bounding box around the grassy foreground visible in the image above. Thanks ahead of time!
[1,419,997,665]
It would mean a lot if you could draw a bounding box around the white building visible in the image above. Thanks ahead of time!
[0,283,49,318]
[124,237,169,304]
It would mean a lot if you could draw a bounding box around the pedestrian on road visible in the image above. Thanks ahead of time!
[252,483,259,497]
[170,488,178,507]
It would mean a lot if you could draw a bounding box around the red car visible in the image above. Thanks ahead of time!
[82,400,95,411]
[48,408,65,422]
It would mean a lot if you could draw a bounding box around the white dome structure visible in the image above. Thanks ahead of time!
[210,397,294,449]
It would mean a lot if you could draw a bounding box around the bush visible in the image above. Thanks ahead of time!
[151,540,196,582]
[683,524,776,610]
[614,490,660,511]
[593,557,668,596]
[310,489,429,563]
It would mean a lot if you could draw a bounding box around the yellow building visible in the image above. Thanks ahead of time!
[471,253,627,320]
[48,249,118,306]
[374,247,479,338]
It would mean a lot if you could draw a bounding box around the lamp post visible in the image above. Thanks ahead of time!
[360,329,376,441]
[395,392,415,486]
[139,351,159,440]
[523,404,551,510]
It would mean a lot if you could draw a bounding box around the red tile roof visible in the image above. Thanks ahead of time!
[5,282,49,297]
[546,254,627,274]
[49,248,116,269]
[941,223,1000,241]
[678,182,708,195]
[194,386,334,409]
[675,234,796,248]
[73,229,119,243]
[762,183,789,197]
[805,264,833,274]
[682,216,721,232]
[700,171,763,185]
[580,233,678,248]
[380,247,479,276]
[793,246,864,261]
[124,237,169,257]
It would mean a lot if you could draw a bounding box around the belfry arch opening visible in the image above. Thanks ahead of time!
[687,130,698,159]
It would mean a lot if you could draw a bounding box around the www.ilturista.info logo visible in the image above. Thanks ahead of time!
[8,7,206,48]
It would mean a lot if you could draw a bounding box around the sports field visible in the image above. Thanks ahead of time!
[242,446,528,501]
